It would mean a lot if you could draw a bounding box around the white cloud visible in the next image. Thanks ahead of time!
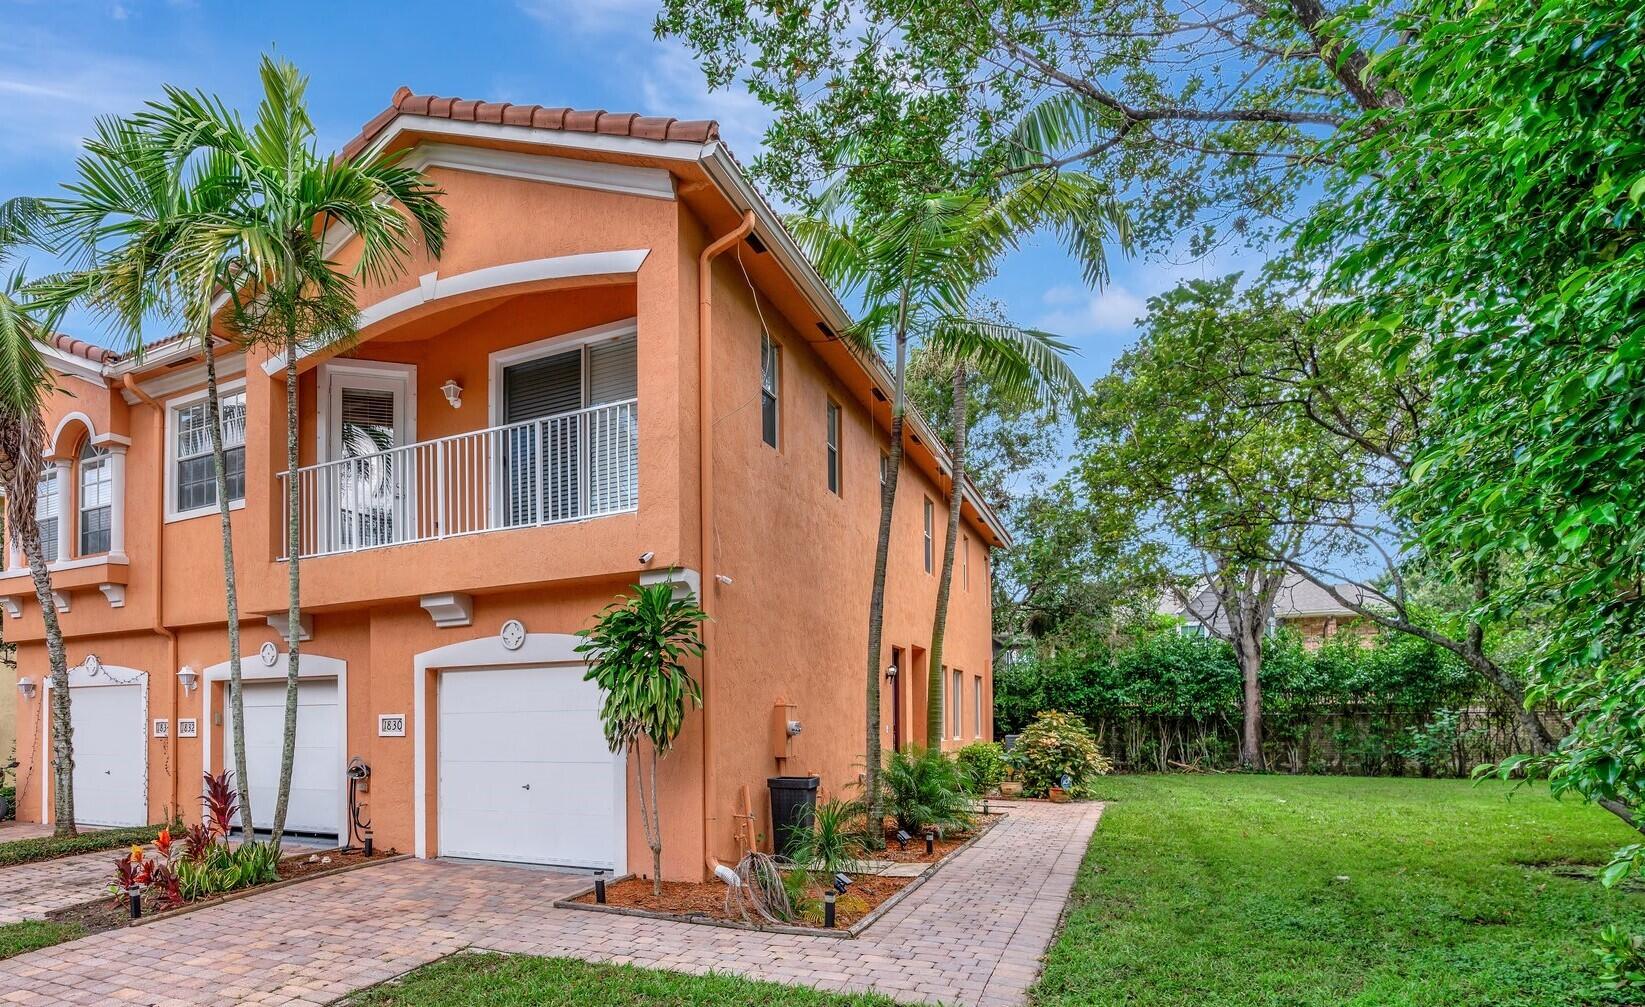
[0,31,167,164]
[1034,284,1149,338]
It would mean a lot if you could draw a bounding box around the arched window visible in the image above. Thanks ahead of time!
[79,441,111,556]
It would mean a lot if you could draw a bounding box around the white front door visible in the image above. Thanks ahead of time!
[227,680,341,836]
[323,363,414,551]
[437,665,622,869]
[67,683,146,827]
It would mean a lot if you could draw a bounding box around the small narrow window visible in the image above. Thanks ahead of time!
[951,667,963,740]
[79,442,112,556]
[760,331,780,448]
[962,535,970,590]
[923,497,934,573]
[825,400,841,494]
[880,450,890,487]
[36,469,58,563]
[973,675,983,737]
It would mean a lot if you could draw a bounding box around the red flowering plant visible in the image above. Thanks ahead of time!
[108,828,182,911]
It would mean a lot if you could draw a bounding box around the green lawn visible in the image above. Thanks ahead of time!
[1035,775,1645,1007]
[0,823,168,868]
[0,920,85,961]
[346,954,897,1007]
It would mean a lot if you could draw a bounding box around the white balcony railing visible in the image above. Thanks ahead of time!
[279,399,638,559]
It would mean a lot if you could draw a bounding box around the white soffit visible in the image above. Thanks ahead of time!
[403,142,676,201]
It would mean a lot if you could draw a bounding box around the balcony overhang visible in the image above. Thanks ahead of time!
[263,248,650,379]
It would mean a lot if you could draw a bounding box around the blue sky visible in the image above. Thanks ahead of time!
[0,0,1240,385]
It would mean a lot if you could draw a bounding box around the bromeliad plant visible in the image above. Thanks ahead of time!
[576,577,707,896]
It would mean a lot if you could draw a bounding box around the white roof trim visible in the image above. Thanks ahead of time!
[403,142,676,201]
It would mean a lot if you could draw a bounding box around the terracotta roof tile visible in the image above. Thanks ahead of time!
[48,333,117,364]
[337,89,720,161]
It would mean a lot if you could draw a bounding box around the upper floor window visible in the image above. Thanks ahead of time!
[79,442,112,555]
[825,400,841,494]
[36,469,58,564]
[963,534,971,590]
[760,331,780,448]
[923,497,934,573]
[171,387,246,519]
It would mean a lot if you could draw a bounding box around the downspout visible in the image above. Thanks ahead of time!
[698,209,755,876]
[124,374,180,821]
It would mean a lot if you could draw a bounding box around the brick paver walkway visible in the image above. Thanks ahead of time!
[0,847,125,925]
[0,800,1102,1007]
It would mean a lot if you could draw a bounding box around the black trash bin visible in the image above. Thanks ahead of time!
[767,775,820,861]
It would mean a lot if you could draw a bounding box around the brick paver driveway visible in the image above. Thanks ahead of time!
[0,800,1102,1007]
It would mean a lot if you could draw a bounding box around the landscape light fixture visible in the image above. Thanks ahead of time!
[15,676,34,700]
[823,889,837,928]
[594,869,607,904]
[832,873,852,893]
[924,831,935,855]
[895,829,910,850]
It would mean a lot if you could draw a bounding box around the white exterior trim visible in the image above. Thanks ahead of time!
[366,115,710,165]
[163,378,248,524]
[47,411,98,456]
[262,250,651,377]
[315,358,419,464]
[486,317,639,427]
[120,351,247,404]
[41,661,149,825]
[0,553,131,583]
[403,142,675,201]
[411,631,624,874]
[200,651,349,839]
[40,344,107,384]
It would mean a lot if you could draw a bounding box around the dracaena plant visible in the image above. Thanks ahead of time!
[576,576,706,895]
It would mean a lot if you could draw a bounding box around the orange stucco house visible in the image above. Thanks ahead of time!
[5,91,1003,882]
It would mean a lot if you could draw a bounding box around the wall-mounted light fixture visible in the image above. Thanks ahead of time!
[177,665,199,695]
[16,676,35,700]
[885,663,899,680]
[440,379,463,410]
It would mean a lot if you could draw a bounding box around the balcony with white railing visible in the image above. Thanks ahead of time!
[279,399,638,560]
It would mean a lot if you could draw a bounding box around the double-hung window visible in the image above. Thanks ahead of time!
[172,389,246,517]
[36,470,58,563]
[923,497,934,573]
[760,331,780,448]
[79,442,112,555]
[825,400,841,494]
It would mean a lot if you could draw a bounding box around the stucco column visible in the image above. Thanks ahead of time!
[106,444,127,562]
[52,459,71,561]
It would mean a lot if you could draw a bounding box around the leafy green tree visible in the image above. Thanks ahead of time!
[658,0,1402,249]
[1305,0,1645,843]
[142,56,446,846]
[46,115,266,828]
[576,580,707,895]
[0,198,77,835]
[1077,277,1359,769]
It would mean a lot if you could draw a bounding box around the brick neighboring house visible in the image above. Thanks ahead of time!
[1165,574,1378,651]
[4,90,1002,882]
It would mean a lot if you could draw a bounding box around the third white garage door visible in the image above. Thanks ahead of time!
[437,665,621,870]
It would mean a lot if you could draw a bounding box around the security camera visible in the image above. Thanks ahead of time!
[639,551,655,565]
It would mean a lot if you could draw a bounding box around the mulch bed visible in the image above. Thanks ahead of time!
[570,872,913,929]
[43,847,397,938]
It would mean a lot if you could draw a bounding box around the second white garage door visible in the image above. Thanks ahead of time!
[226,680,341,836]
[438,665,621,870]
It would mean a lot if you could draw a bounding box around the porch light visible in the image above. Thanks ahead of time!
[16,676,34,700]
[440,379,463,409]
[177,665,198,695]
[885,663,898,680]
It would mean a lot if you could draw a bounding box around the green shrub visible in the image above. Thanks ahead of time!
[955,741,1008,794]
[784,797,870,874]
[881,746,972,834]
[0,823,171,868]
[175,839,280,902]
[1015,710,1110,797]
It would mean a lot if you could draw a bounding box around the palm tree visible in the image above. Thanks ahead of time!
[791,167,1121,833]
[0,197,78,835]
[46,115,264,830]
[142,55,446,846]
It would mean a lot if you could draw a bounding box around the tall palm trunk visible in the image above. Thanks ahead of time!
[203,343,253,829]
[925,363,967,744]
[0,439,75,835]
[272,324,302,848]
[862,292,912,847]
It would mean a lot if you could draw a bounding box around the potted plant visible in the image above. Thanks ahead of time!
[999,747,1024,797]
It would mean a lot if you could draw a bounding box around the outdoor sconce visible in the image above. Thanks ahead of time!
[16,676,35,700]
[440,379,463,410]
[885,663,898,680]
[177,665,199,695]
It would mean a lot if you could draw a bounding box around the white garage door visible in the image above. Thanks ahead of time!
[226,680,340,836]
[68,683,146,827]
[438,665,621,869]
